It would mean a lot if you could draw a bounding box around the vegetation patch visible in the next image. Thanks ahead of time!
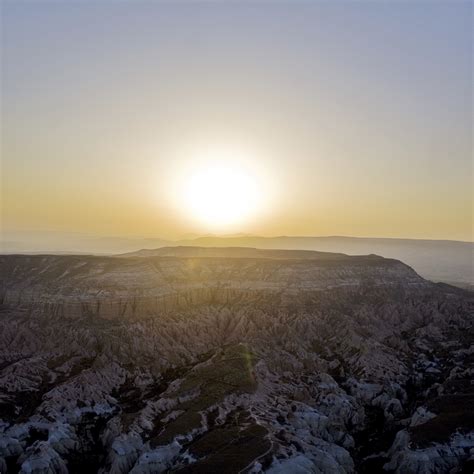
[411,390,474,447]
[150,344,257,446]
[174,411,271,473]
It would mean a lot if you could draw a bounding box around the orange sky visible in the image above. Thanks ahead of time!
[2,2,472,242]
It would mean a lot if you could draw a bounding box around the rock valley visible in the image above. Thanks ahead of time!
[0,247,473,473]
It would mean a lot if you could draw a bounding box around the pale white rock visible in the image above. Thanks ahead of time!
[409,407,437,427]
[0,435,23,457]
[18,441,67,474]
[129,441,181,474]
[385,431,474,473]
[47,423,78,455]
[105,434,144,474]
[266,455,318,474]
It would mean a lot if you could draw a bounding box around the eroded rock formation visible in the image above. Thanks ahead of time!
[0,248,472,473]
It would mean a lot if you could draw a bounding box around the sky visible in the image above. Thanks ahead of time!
[1,1,473,242]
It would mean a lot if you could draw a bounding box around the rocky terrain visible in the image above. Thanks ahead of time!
[0,247,473,473]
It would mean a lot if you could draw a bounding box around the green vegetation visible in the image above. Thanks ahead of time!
[176,414,270,473]
[411,390,474,446]
[151,344,258,446]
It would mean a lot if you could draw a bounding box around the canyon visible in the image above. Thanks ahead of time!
[0,247,473,473]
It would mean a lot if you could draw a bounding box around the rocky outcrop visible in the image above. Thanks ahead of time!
[0,248,472,473]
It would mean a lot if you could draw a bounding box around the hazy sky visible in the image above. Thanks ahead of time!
[2,1,472,241]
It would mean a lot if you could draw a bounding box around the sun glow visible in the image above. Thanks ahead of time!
[184,163,258,228]
[168,146,268,231]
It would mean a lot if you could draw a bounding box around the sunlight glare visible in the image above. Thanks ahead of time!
[184,163,259,228]
[170,147,267,231]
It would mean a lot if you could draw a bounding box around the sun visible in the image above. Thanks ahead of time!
[183,163,260,229]
[164,145,270,232]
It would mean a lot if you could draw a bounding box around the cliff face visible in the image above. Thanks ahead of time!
[0,252,424,307]
[0,249,472,473]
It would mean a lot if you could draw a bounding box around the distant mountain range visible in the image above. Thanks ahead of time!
[2,232,473,289]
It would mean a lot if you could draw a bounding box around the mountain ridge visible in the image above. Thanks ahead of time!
[4,234,471,288]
